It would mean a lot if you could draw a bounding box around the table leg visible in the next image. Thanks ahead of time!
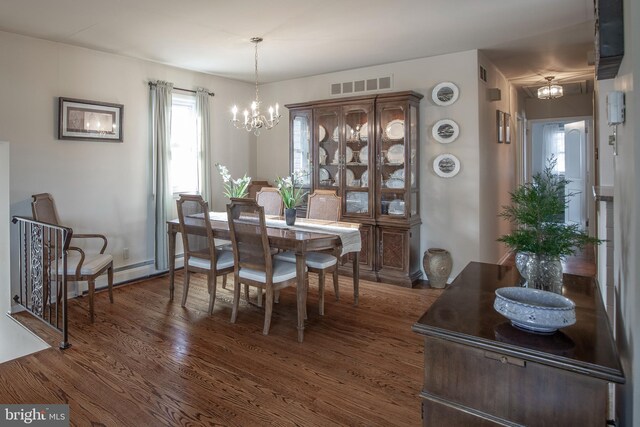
[168,227,176,301]
[352,252,359,306]
[295,252,306,343]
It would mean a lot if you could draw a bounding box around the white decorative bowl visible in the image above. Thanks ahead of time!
[494,287,576,334]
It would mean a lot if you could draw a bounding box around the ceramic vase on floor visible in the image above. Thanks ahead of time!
[423,248,452,289]
[285,208,297,226]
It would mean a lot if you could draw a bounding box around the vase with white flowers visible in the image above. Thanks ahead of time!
[215,163,251,199]
[275,170,308,226]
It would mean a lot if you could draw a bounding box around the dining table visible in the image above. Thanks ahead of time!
[167,212,361,342]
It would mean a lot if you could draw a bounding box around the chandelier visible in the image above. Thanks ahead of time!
[231,37,280,135]
[537,76,563,100]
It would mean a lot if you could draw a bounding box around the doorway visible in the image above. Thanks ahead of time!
[526,117,593,233]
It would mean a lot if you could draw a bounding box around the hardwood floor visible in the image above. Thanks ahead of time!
[0,272,443,426]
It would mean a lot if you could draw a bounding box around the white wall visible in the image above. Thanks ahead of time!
[596,79,616,186]
[525,93,594,120]
[0,31,255,293]
[607,0,640,422]
[0,142,10,313]
[257,49,512,279]
[477,53,517,263]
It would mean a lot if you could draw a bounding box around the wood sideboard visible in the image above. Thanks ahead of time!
[412,262,624,426]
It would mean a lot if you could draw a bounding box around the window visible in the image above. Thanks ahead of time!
[543,123,566,175]
[170,93,199,194]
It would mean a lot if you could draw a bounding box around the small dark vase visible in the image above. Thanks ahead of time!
[285,208,297,226]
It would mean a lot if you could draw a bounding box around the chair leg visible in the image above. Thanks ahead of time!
[263,286,274,335]
[244,284,250,303]
[231,275,241,323]
[257,288,263,307]
[88,280,95,323]
[318,271,325,316]
[222,274,227,289]
[108,264,114,303]
[304,275,308,320]
[274,290,280,304]
[208,273,217,315]
[182,269,190,307]
[333,268,339,301]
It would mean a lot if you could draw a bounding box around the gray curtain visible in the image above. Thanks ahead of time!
[150,81,173,270]
[196,88,212,204]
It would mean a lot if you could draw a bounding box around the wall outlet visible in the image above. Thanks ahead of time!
[123,247,129,260]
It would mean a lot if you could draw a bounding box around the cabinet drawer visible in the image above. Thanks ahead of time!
[423,336,608,426]
[422,398,512,427]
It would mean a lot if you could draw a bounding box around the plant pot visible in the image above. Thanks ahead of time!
[516,252,563,294]
[285,208,297,226]
[423,248,452,289]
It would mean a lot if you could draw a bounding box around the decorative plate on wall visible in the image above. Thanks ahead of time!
[432,82,460,106]
[433,153,461,178]
[432,119,460,143]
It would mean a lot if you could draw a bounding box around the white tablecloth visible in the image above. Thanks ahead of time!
[208,211,361,256]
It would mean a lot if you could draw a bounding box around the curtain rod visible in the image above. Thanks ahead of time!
[148,81,214,97]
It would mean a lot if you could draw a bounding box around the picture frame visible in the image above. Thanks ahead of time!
[58,97,123,142]
[504,112,511,144]
[496,110,504,143]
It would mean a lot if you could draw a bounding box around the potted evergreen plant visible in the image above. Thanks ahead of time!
[497,157,601,293]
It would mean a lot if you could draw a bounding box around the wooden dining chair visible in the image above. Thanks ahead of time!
[177,194,234,314]
[256,187,284,216]
[247,180,271,200]
[275,189,341,315]
[31,193,113,323]
[226,198,304,335]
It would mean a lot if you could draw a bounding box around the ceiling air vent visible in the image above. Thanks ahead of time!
[330,75,393,96]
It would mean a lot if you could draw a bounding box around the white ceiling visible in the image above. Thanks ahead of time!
[0,0,596,89]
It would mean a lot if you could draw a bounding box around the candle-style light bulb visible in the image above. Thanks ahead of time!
[232,105,238,121]
[275,103,279,116]
[251,101,257,112]
[269,106,274,121]
[243,110,249,125]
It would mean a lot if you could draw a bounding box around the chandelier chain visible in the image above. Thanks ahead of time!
[254,39,260,104]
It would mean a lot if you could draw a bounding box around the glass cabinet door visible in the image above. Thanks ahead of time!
[343,104,373,218]
[409,104,419,216]
[290,109,312,205]
[378,102,409,218]
[315,107,340,191]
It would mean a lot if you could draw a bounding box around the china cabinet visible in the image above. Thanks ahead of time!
[286,91,423,286]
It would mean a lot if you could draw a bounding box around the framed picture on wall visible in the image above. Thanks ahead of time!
[58,97,124,142]
[504,112,511,144]
[496,110,504,143]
